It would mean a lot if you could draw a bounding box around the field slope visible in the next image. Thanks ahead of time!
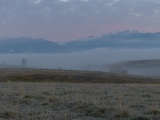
[0,68,159,83]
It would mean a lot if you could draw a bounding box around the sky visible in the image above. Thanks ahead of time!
[0,0,160,42]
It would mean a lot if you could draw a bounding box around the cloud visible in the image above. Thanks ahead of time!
[154,10,160,14]
[131,13,143,18]
[81,0,89,2]
[0,21,7,25]
[30,0,43,4]
[59,0,70,2]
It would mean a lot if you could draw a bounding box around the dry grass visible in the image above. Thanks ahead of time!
[0,82,160,119]
[0,68,159,83]
[0,68,160,119]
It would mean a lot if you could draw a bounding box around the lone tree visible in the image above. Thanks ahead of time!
[21,58,27,68]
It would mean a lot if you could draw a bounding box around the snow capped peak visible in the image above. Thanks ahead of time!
[124,29,139,33]
[108,29,139,36]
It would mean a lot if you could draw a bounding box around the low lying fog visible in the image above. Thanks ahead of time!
[1,48,160,76]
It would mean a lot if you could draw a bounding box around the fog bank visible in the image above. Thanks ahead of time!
[1,48,160,76]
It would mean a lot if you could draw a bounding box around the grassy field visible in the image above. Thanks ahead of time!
[0,68,159,83]
[0,68,160,120]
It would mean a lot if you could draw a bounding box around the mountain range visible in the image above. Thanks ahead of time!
[1,30,160,53]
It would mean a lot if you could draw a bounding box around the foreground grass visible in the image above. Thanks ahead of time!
[0,82,160,120]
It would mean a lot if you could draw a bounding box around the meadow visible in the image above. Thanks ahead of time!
[0,69,160,120]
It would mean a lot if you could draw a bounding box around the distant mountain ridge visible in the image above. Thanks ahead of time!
[0,37,62,53]
[64,30,160,52]
[1,30,160,53]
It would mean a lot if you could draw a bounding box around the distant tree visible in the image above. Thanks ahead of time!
[21,58,27,68]
[87,64,91,71]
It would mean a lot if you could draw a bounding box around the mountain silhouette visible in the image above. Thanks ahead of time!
[1,30,160,53]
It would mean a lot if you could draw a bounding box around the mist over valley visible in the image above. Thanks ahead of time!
[1,30,160,77]
[0,48,160,77]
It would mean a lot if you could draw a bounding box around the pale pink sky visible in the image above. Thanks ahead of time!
[0,0,160,42]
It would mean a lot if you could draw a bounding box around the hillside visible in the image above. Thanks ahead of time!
[0,37,61,53]
[109,59,160,76]
[111,59,160,68]
[0,68,159,83]
[1,30,160,53]
[65,30,160,51]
